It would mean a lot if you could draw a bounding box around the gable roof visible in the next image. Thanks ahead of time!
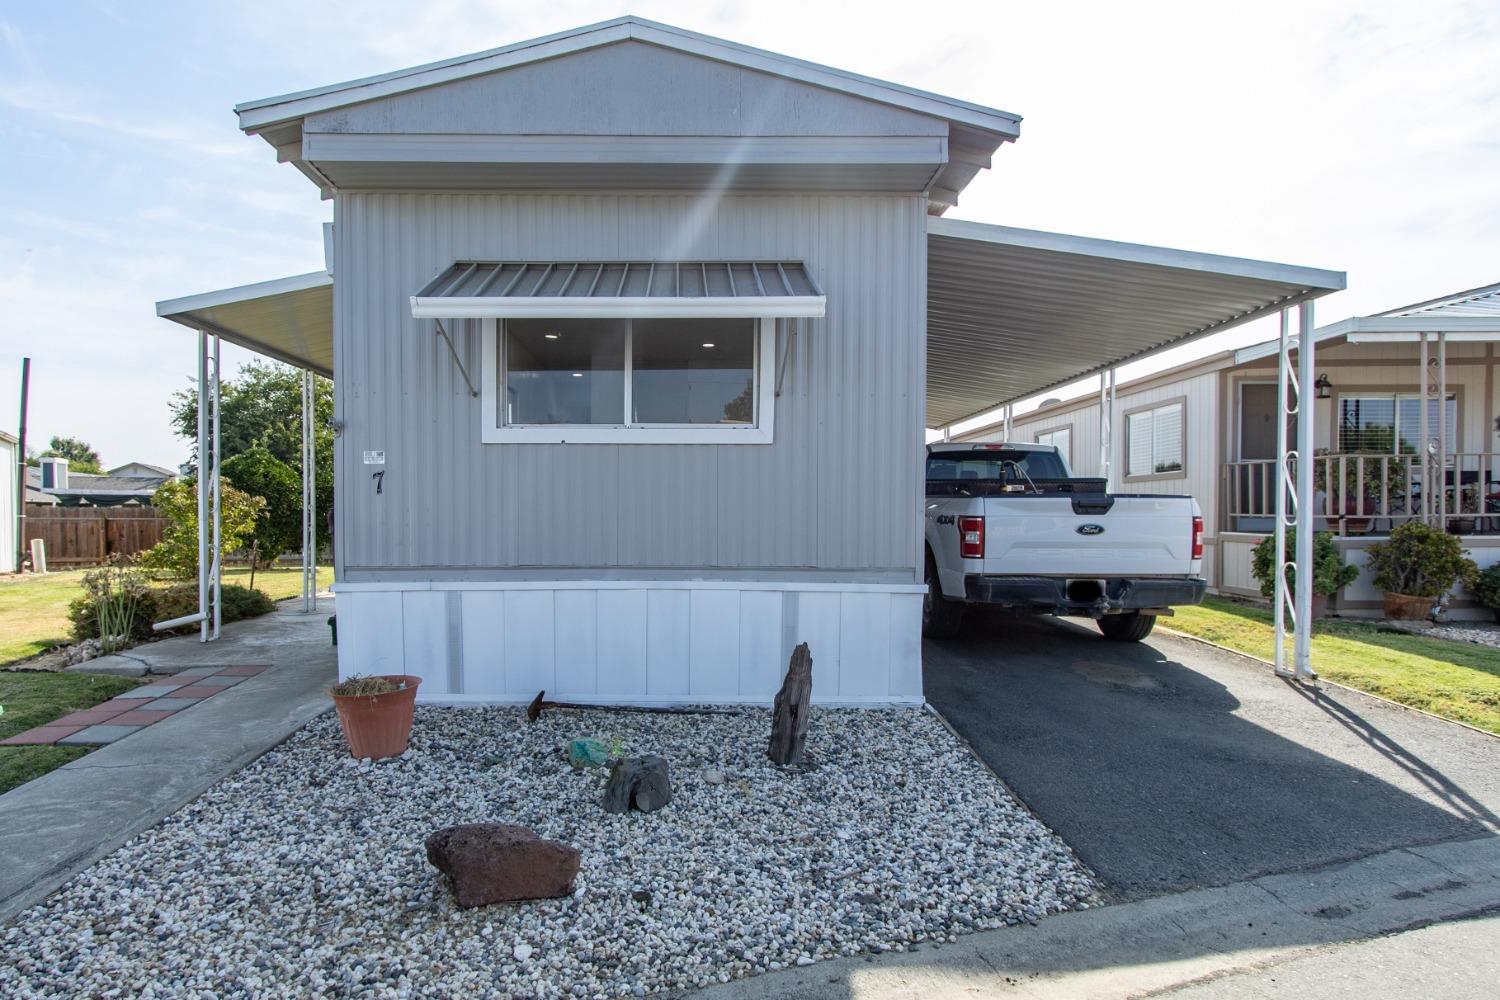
[236,16,1022,139]
[1379,280,1500,319]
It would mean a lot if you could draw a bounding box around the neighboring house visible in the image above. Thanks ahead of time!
[961,281,1500,618]
[0,431,15,572]
[156,17,1342,702]
[29,457,174,508]
[108,461,178,478]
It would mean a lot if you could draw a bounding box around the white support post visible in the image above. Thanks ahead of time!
[1099,368,1116,488]
[302,369,317,613]
[1420,333,1431,525]
[1438,332,1448,531]
[1293,301,1317,681]
[1273,308,1296,676]
[1003,404,1012,442]
[211,335,222,641]
[196,331,209,643]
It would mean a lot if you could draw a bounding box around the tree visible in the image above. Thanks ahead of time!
[221,448,301,569]
[169,359,333,549]
[38,436,104,474]
[141,477,264,580]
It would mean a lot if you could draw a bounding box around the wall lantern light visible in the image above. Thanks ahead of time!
[1314,374,1332,399]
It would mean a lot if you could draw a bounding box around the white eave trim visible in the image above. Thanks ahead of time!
[928,217,1348,291]
[411,295,826,320]
[155,270,332,318]
[1234,315,1500,364]
[236,16,1022,138]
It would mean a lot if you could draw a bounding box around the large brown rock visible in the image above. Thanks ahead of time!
[425,823,581,907]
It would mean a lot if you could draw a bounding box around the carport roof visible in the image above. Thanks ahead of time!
[155,271,333,377]
[926,218,1346,428]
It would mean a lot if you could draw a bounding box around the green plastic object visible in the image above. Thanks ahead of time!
[567,738,610,768]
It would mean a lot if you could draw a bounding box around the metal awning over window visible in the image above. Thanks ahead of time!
[411,260,826,319]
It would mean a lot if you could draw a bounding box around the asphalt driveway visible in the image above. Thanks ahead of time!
[924,613,1500,900]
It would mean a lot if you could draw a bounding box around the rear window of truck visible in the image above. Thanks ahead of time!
[927,450,1071,482]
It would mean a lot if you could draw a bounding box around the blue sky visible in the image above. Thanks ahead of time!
[2,0,1498,462]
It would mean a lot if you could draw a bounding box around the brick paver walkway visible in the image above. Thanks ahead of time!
[0,666,269,747]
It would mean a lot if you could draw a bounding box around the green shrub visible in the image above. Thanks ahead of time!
[1473,564,1500,609]
[1250,530,1360,600]
[141,477,265,579]
[70,583,276,642]
[1366,522,1478,599]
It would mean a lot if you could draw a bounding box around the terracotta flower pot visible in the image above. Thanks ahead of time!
[331,675,421,760]
[1382,593,1433,622]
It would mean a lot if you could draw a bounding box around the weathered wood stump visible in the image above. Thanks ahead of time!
[767,642,813,765]
[602,756,673,813]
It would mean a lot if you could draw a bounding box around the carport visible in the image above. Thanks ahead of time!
[155,219,1343,677]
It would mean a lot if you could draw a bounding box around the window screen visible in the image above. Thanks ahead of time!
[1338,394,1456,453]
[1126,402,1184,476]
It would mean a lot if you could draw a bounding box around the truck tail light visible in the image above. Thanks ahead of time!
[958,516,986,559]
[1191,515,1204,560]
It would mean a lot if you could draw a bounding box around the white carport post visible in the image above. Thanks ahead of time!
[1273,303,1317,681]
[301,369,317,613]
[195,331,223,642]
[1098,368,1116,488]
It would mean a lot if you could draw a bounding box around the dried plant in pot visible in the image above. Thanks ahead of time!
[1366,522,1478,622]
[329,674,421,760]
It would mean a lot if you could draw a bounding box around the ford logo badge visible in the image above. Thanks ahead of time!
[1077,523,1105,536]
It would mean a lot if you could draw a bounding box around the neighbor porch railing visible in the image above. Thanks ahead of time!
[1224,452,1500,535]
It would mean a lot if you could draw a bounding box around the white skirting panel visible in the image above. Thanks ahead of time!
[334,580,926,706]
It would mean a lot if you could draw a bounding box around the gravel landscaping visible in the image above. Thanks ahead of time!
[0,705,1095,999]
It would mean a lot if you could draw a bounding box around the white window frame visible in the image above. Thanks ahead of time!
[1123,398,1186,481]
[1336,391,1458,454]
[480,316,776,445]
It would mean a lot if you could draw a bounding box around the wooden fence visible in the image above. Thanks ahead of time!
[23,505,168,567]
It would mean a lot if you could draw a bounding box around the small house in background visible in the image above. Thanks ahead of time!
[961,280,1500,618]
[29,457,175,508]
[0,431,16,572]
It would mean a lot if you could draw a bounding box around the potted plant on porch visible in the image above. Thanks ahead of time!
[329,675,422,759]
[1365,522,1478,621]
[1250,530,1358,618]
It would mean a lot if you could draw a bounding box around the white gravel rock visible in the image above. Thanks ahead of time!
[0,706,1095,998]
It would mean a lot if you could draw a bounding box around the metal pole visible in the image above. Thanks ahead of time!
[1438,333,1448,531]
[1003,404,1012,442]
[1294,301,1317,680]
[1419,333,1430,525]
[1099,368,1116,488]
[1273,308,1293,676]
[197,331,208,643]
[212,334,222,641]
[16,358,29,573]
[302,369,316,613]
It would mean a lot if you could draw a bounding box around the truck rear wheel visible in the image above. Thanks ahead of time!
[923,551,964,639]
[1098,612,1156,642]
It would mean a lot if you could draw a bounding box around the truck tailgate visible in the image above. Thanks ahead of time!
[981,496,1195,576]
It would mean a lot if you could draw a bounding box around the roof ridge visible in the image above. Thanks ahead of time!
[1377,279,1500,317]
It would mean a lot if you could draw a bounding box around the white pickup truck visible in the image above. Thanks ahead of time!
[923,442,1205,641]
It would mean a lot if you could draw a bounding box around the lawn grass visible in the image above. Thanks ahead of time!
[1170,598,1500,735]
[0,671,145,795]
[0,566,333,665]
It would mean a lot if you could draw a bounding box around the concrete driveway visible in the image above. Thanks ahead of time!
[923,613,1500,900]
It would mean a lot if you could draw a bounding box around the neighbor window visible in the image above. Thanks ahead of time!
[1034,427,1072,464]
[483,317,774,444]
[1125,400,1184,477]
[1338,394,1457,454]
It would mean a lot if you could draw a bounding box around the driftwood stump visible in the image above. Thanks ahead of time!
[602,756,673,813]
[767,642,813,765]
